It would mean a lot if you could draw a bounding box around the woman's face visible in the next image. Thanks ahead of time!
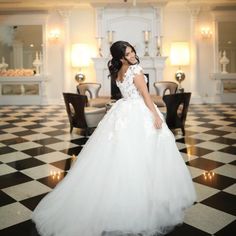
[123,46,137,65]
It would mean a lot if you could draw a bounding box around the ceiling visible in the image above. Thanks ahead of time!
[0,0,235,12]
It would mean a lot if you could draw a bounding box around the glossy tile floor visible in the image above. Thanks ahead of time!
[0,104,235,236]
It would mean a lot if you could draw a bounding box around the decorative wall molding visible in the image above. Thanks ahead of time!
[95,6,164,58]
[92,6,167,96]
[212,10,236,73]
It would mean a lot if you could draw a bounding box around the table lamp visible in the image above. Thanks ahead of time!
[71,44,90,83]
[170,42,190,91]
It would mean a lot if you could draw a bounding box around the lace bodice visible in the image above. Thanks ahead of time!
[116,64,147,99]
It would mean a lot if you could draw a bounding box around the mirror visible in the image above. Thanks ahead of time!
[0,25,42,70]
[218,21,236,73]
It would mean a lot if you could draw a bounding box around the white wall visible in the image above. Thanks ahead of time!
[162,5,223,103]
[45,11,64,104]
[45,7,97,104]
[162,6,191,91]
[70,6,97,84]
[1,4,232,104]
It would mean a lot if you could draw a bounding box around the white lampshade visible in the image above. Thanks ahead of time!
[170,42,190,66]
[71,44,90,68]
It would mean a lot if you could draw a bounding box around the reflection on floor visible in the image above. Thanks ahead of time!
[0,104,235,236]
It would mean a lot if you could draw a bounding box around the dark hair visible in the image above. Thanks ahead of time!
[107,41,139,81]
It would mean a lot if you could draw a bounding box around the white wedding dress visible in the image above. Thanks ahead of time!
[32,64,196,236]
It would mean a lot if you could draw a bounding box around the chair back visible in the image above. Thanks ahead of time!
[163,92,191,135]
[63,93,88,131]
[153,81,178,96]
[77,83,101,99]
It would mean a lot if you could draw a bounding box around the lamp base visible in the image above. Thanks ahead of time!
[175,70,185,89]
[175,70,185,81]
[177,88,185,93]
[75,73,86,83]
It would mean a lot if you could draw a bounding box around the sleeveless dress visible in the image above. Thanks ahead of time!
[32,64,196,236]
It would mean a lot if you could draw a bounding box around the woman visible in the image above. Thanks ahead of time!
[32,41,196,236]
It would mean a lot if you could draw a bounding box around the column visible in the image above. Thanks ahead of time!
[58,9,72,92]
[188,6,202,104]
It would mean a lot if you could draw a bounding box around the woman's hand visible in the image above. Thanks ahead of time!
[153,115,163,129]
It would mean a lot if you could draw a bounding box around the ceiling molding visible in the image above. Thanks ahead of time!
[0,0,235,12]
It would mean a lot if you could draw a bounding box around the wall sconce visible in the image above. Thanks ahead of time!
[48,29,61,42]
[71,44,90,83]
[200,27,212,39]
[170,42,190,91]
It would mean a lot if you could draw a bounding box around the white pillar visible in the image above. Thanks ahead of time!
[58,9,72,92]
[188,6,202,104]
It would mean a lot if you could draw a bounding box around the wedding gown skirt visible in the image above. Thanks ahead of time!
[32,98,196,236]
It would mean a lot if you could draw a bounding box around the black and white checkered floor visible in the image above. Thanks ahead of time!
[0,104,235,236]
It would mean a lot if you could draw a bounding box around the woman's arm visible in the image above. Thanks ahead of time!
[134,73,163,129]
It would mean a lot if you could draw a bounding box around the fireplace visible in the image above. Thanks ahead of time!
[92,57,167,98]
[111,79,121,100]
[92,6,167,97]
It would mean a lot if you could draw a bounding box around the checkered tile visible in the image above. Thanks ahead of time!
[0,104,235,236]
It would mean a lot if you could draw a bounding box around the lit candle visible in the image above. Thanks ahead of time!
[97,37,102,48]
[39,52,42,61]
[36,51,39,60]
[108,31,113,44]
[157,36,161,48]
[144,31,149,42]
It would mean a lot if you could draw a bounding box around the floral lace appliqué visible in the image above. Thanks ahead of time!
[116,64,147,100]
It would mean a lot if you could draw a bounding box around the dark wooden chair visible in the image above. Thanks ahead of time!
[63,93,106,135]
[163,92,191,136]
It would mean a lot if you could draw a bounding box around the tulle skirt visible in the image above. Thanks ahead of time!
[32,98,196,236]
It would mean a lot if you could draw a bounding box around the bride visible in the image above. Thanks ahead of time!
[32,41,196,236]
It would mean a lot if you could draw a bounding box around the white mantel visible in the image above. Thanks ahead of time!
[92,56,167,96]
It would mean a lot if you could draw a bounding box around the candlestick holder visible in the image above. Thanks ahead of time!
[144,41,149,56]
[0,57,8,71]
[143,30,150,57]
[96,37,103,57]
[107,30,114,47]
[220,50,229,74]
[155,36,162,56]
[32,51,42,75]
